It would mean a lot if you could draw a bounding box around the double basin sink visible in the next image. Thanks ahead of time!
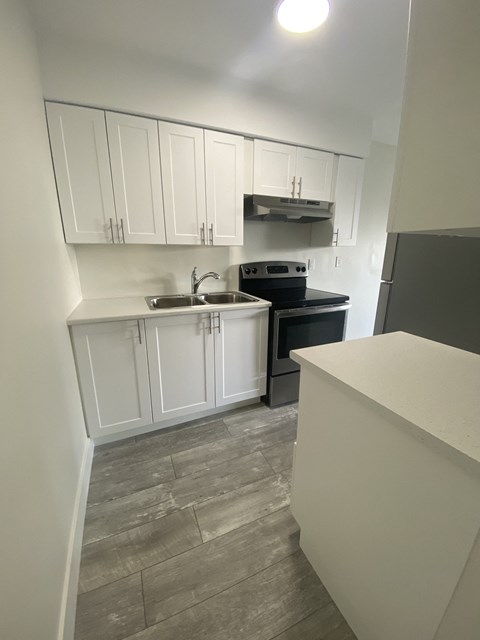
[145,291,259,310]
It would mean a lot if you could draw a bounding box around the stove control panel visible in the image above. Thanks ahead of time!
[239,261,308,279]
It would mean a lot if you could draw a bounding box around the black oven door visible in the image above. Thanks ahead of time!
[271,304,351,375]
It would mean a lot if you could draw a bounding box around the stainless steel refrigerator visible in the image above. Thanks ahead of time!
[374,233,480,355]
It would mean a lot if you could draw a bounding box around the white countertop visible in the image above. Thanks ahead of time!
[67,294,271,325]
[292,332,480,466]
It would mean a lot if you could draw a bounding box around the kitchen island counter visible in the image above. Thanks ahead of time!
[290,332,480,640]
[291,331,480,469]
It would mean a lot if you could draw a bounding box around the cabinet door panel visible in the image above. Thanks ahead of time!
[146,314,215,422]
[106,112,166,244]
[214,309,268,407]
[205,130,244,246]
[333,156,365,246]
[71,320,152,438]
[295,147,335,201]
[253,140,297,197]
[159,122,207,245]
[46,103,116,243]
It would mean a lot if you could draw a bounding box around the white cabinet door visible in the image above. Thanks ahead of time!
[46,103,117,244]
[295,147,335,201]
[106,112,166,244]
[205,130,244,246]
[332,156,365,247]
[146,314,215,422]
[159,122,207,245]
[253,140,297,197]
[214,308,268,407]
[71,320,152,439]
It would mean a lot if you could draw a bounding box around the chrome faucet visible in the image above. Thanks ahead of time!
[191,266,220,294]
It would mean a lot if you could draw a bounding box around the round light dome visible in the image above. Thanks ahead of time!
[276,0,330,33]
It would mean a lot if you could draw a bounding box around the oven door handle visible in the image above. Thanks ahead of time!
[274,303,351,319]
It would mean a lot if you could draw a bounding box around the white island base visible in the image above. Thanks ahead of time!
[291,332,480,640]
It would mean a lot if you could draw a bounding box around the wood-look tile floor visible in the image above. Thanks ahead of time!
[76,403,357,640]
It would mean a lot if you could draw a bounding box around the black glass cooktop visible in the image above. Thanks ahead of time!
[253,287,349,309]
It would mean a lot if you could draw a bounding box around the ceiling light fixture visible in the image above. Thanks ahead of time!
[276,0,330,33]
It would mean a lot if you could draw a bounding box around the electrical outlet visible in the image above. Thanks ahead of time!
[307,258,316,271]
[335,256,342,269]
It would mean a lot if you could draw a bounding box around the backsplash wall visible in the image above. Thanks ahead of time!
[74,142,396,340]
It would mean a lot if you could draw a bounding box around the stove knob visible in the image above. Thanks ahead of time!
[301,266,307,272]
[296,266,301,272]
[245,268,251,275]
[252,267,258,274]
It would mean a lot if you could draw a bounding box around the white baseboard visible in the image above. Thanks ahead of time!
[57,438,94,640]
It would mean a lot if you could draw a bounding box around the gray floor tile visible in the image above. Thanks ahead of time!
[224,404,297,437]
[78,508,201,594]
[94,437,136,454]
[194,473,291,542]
[172,416,297,478]
[91,420,229,476]
[129,551,330,640]
[272,605,356,640]
[132,419,230,454]
[87,454,175,506]
[142,507,299,625]
[75,573,145,640]
[83,452,274,544]
[76,403,355,640]
[262,440,295,472]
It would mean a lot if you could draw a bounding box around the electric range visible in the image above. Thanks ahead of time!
[239,261,351,406]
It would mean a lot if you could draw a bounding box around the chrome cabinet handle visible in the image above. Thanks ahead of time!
[120,218,126,243]
[208,314,213,334]
[291,176,296,198]
[200,223,206,245]
[209,223,214,245]
[333,228,339,246]
[217,313,221,333]
[297,177,302,198]
[137,319,142,344]
[109,218,115,243]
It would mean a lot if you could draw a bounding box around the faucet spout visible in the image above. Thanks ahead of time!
[191,267,221,294]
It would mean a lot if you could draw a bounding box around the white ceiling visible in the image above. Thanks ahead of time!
[28,0,410,144]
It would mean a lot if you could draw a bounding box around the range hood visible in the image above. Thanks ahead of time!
[244,195,333,223]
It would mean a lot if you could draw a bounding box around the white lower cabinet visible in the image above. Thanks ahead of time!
[214,308,268,406]
[71,320,153,438]
[72,307,268,441]
[146,308,268,419]
[145,313,215,422]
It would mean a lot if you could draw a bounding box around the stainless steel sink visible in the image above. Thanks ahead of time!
[145,294,207,310]
[145,291,259,310]
[200,292,258,304]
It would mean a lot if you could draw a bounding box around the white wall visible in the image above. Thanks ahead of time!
[0,2,88,639]
[37,36,371,158]
[388,0,480,234]
[74,142,395,340]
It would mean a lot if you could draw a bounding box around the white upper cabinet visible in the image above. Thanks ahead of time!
[295,147,335,201]
[46,103,117,243]
[253,140,297,197]
[71,320,152,439]
[253,139,335,201]
[332,156,365,246]
[205,130,244,246]
[145,313,215,422]
[214,308,268,407]
[159,122,207,245]
[106,112,166,244]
